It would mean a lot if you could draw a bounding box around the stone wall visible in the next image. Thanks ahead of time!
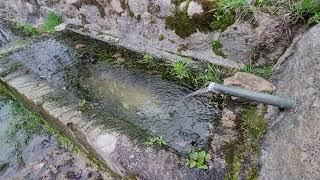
[0,0,294,68]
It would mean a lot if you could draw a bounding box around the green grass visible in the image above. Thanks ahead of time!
[41,12,63,32]
[239,64,273,79]
[144,136,166,146]
[197,64,222,85]
[171,60,190,79]
[15,11,62,36]
[186,150,211,170]
[211,0,250,31]
[294,0,320,24]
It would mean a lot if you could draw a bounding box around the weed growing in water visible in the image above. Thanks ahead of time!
[41,11,63,32]
[186,150,211,169]
[171,60,190,79]
[239,64,273,79]
[144,136,166,146]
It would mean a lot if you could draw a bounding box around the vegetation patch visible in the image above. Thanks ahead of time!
[41,12,63,33]
[141,53,154,63]
[144,136,166,146]
[224,105,268,180]
[211,40,227,58]
[294,0,320,24]
[16,23,39,36]
[171,59,191,80]
[196,64,222,85]
[186,150,211,169]
[238,64,273,79]
[158,34,165,41]
[165,0,215,38]
[59,31,234,90]
[15,11,62,36]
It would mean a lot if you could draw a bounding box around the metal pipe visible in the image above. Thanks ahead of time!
[208,82,295,109]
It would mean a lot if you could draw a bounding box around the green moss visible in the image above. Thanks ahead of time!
[59,31,232,90]
[224,105,267,180]
[158,33,165,41]
[211,40,227,58]
[16,23,39,36]
[142,53,154,63]
[165,0,214,38]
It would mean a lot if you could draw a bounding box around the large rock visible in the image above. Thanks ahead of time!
[224,72,276,92]
[220,12,291,65]
[260,24,320,179]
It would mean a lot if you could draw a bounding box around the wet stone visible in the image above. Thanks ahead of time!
[0,95,111,179]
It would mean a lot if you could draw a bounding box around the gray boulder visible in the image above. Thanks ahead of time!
[260,24,320,179]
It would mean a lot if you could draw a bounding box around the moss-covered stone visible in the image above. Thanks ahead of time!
[165,0,215,38]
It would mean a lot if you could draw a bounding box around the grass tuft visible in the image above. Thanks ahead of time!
[197,64,222,85]
[171,60,190,80]
[239,64,273,79]
[41,11,63,32]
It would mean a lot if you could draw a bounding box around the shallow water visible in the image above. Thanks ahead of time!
[5,34,219,153]
[68,64,218,153]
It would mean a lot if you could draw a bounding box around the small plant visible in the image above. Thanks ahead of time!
[171,60,190,79]
[186,150,211,169]
[141,53,154,63]
[197,64,222,85]
[144,136,166,146]
[239,64,273,79]
[158,34,165,41]
[211,40,226,58]
[16,23,39,36]
[41,11,63,32]
[211,0,248,31]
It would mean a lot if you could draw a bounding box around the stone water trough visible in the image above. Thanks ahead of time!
[0,23,228,179]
